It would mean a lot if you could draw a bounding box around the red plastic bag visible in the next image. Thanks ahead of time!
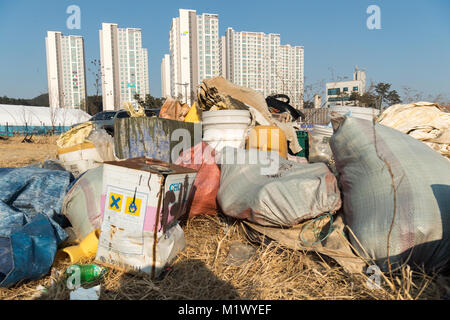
[174,142,220,216]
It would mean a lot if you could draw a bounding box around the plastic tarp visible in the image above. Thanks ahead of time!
[62,166,103,241]
[330,116,450,272]
[216,147,342,227]
[378,102,450,160]
[0,168,72,287]
[174,142,220,216]
[124,101,146,117]
[56,122,93,149]
[0,104,90,127]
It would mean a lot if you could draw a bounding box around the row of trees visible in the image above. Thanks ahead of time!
[348,82,402,109]
[0,94,50,106]
[302,81,402,110]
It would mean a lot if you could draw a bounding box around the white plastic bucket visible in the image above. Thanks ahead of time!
[202,110,251,150]
[330,106,379,121]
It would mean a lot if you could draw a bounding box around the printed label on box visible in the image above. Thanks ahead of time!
[125,196,142,217]
[109,192,123,212]
[99,185,149,255]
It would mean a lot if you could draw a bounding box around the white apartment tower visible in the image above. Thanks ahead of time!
[99,23,150,111]
[161,54,171,98]
[168,9,219,104]
[222,28,304,108]
[218,35,227,78]
[197,12,220,82]
[279,44,305,108]
[45,31,87,109]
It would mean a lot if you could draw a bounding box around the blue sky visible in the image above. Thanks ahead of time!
[0,0,449,101]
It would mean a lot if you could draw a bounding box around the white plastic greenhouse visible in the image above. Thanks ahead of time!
[0,104,91,136]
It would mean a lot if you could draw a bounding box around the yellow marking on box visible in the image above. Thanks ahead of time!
[109,192,123,212]
[125,197,142,217]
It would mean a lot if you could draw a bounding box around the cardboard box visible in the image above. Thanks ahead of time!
[95,157,197,277]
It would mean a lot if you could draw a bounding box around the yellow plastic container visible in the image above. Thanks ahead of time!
[184,102,201,123]
[247,125,288,158]
[60,229,101,263]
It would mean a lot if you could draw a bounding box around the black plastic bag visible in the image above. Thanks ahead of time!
[266,94,305,121]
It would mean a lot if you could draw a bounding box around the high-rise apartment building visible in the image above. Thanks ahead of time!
[99,23,150,111]
[197,12,220,82]
[218,35,227,78]
[168,9,219,104]
[222,27,304,108]
[279,44,304,108]
[161,54,171,98]
[45,31,87,109]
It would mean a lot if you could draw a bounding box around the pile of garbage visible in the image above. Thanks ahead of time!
[1,78,449,299]
[378,101,450,160]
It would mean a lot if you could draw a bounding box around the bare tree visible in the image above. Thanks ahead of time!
[402,86,449,105]
[60,105,69,128]
[49,106,59,131]
[402,86,424,104]
[88,59,103,115]
[19,105,33,136]
[303,78,326,108]
[48,90,61,133]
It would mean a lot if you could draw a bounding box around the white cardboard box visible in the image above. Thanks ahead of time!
[95,157,197,277]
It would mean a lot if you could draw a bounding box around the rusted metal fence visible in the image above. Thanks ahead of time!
[299,109,330,125]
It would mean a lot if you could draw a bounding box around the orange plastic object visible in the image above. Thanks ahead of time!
[247,126,288,158]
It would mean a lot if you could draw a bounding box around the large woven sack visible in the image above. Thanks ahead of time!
[330,116,450,272]
[216,147,341,227]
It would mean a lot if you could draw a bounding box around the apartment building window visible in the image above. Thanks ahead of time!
[328,88,340,95]
[353,86,358,91]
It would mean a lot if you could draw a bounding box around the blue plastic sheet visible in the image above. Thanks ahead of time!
[0,168,72,287]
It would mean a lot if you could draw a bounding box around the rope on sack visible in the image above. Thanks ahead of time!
[300,212,335,246]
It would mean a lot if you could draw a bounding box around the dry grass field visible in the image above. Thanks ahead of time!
[0,135,449,300]
[0,135,58,167]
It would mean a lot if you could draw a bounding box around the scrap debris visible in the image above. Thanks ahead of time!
[0,76,449,302]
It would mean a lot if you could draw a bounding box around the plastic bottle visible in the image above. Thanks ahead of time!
[65,264,107,286]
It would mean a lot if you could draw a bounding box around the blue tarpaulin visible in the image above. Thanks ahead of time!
[0,168,73,287]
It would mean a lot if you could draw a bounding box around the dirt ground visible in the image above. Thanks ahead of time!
[0,136,58,167]
[0,135,449,300]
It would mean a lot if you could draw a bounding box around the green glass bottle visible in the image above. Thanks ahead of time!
[66,264,107,285]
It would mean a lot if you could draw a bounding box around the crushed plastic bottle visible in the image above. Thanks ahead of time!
[65,264,107,288]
